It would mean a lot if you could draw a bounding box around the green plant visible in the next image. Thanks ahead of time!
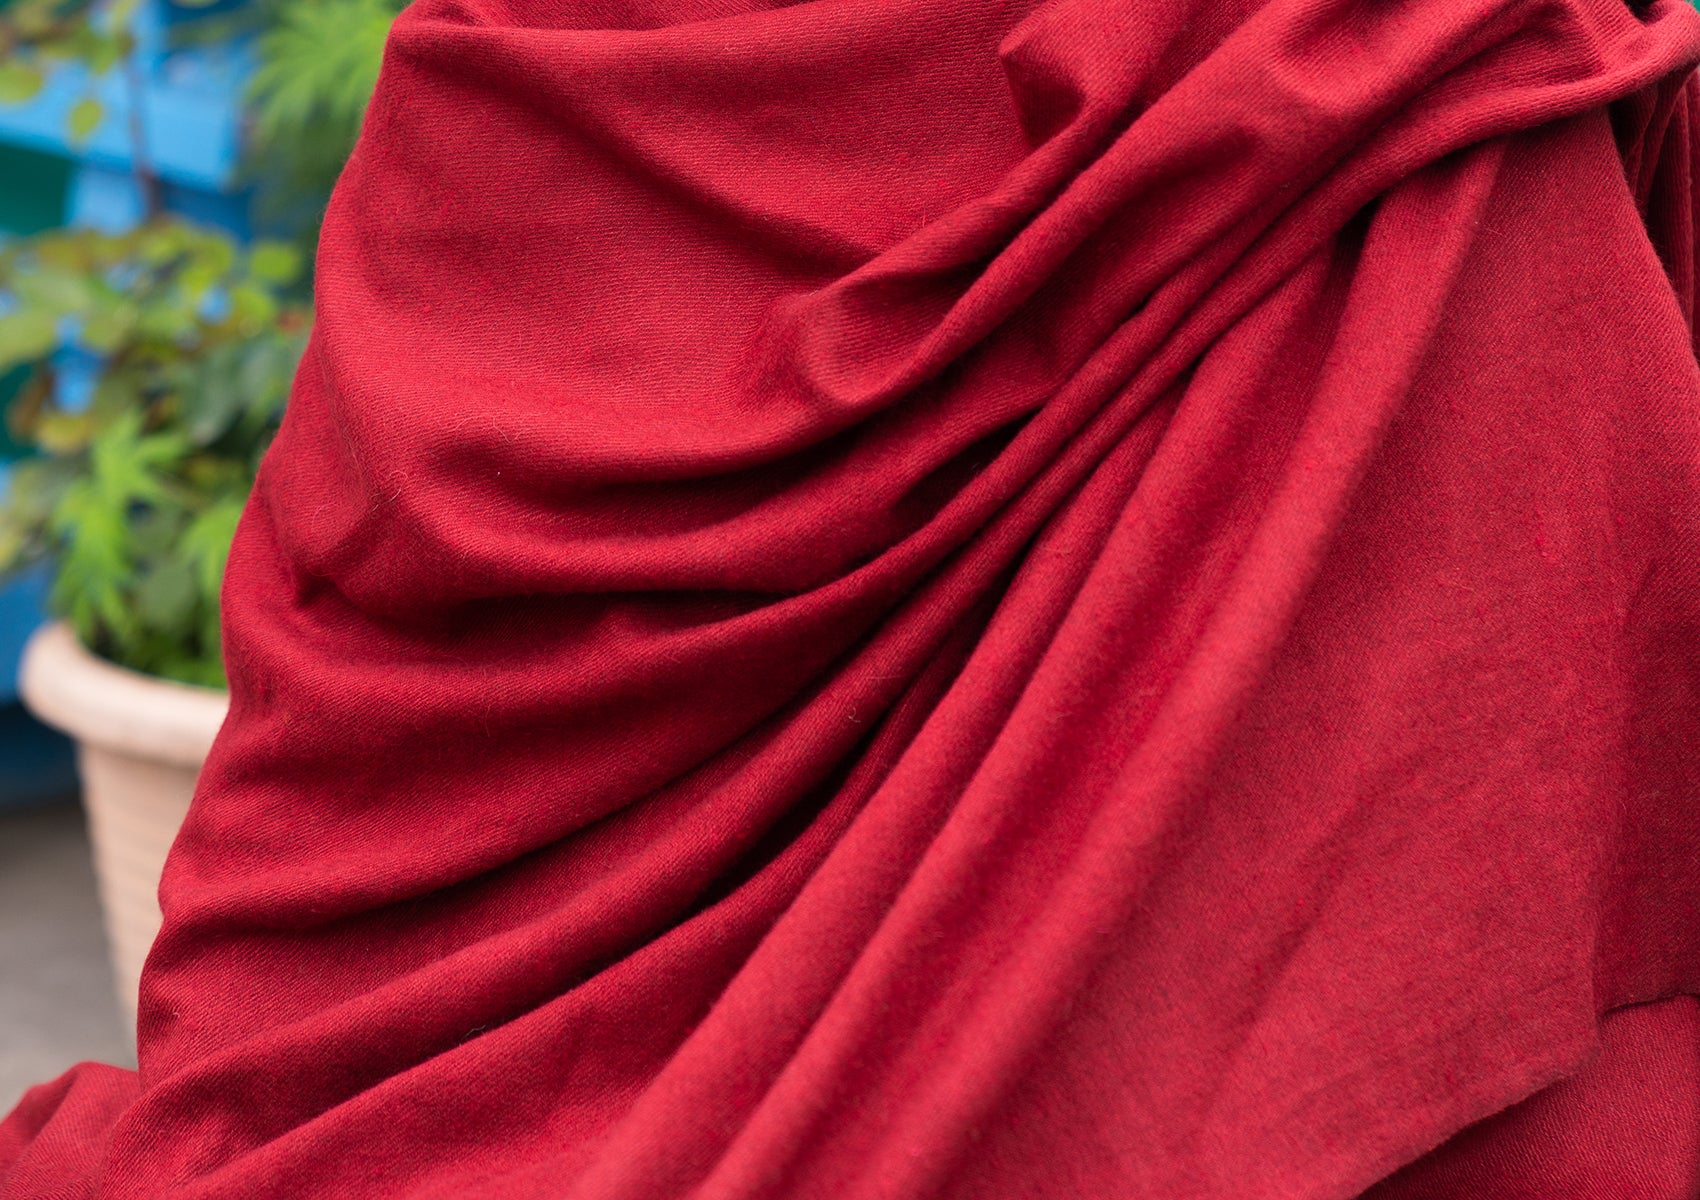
[247,0,398,204]
[0,219,308,686]
[0,0,394,686]
[0,0,134,143]
[160,0,398,243]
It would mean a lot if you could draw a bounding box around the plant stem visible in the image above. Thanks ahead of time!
[122,49,161,218]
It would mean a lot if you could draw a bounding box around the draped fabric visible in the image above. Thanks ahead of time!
[6,0,1700,1194]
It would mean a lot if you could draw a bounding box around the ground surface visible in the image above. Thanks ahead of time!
[0,798,132,1112]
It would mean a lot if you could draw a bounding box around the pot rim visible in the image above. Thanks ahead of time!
[18,622,230,768]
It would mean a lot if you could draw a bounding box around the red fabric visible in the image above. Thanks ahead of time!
[7,0,1700,1194]
[1366,997,1700,1198]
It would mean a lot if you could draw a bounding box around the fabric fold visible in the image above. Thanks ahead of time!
[6,0,1700,1195]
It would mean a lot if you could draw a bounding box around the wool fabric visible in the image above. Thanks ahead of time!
[6,0,1700,1195]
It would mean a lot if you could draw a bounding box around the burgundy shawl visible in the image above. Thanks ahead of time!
[6,0,1700,1194]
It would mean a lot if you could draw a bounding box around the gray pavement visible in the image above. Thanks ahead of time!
[0,798,133,1114]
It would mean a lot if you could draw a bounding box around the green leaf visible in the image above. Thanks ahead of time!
[227,282,277,330]
[32,411,94,455]
[68,96,104,143]
[88,410,184,509]
[3,458,76,527]
[128,505,188,559]
[185,231,236,276]
[177,235,237,301]
[49,478,135,645]
[236,335,301,426]
[79,299,140,353]
[138,225,189,265]
[180,494,244,598]
[89,371,144,420]
[0,214,287,685]
[179,345,247,445]
[83,34,125,77]
[134,295,197,342]
[44,26,126,76]
[0,514,31,575]
[0,62,46,104]
[31,230,103,275]
[155,651,224,689]
[249,0,396,167]
[133,557,198,635]
[7,1,59,39]
[247,241,303,285]
[16,263,97,314]
[0,310,58,370]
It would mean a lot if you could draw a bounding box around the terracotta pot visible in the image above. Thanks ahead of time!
[18,622,228,1032]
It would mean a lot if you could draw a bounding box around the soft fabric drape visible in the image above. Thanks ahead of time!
[6,0,1700,1194]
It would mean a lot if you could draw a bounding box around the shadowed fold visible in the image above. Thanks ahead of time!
[6,0,1700,1195]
